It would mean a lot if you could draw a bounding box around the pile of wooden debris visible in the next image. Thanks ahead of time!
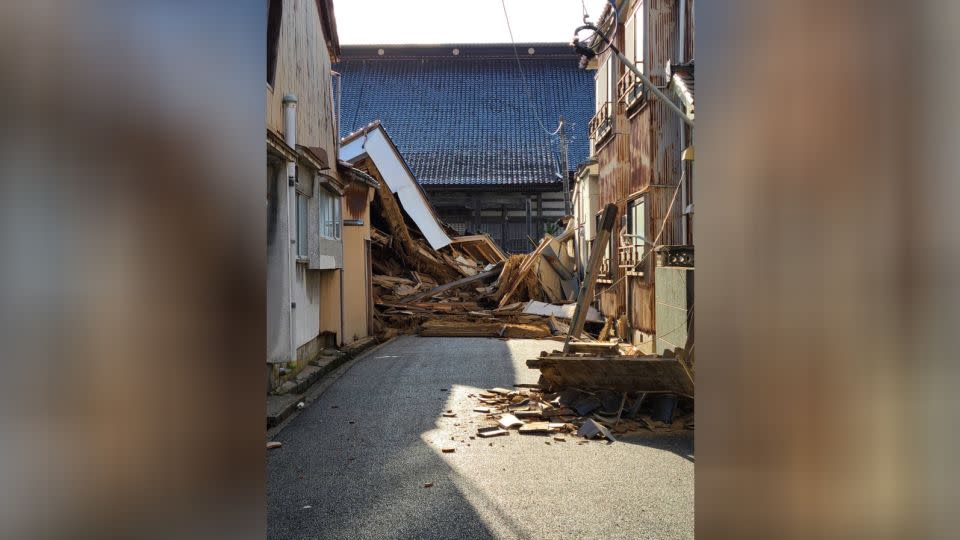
[469,383,694,443]
[368,175,598,339]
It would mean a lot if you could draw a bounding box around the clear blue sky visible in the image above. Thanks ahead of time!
[334,0,609,45]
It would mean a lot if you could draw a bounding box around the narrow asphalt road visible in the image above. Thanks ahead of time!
[267,335,694,539]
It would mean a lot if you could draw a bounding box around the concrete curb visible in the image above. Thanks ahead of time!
[267,336,397,438]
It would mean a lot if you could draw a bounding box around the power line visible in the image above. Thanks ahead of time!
[499,0,561,140]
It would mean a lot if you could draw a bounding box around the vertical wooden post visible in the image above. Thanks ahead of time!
[472,198,481,233]
[564,203,618,352]
[501,204,508,252]
[525,197,532,242]
[536,193,543,237]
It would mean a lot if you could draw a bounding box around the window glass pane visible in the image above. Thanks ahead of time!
[625,16,635,70]
[630,199,646,248]
[296,194,308,257]
[318,191,326,238]
[324,193,332,238]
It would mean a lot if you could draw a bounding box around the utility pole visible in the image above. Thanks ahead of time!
[558,116,571,216]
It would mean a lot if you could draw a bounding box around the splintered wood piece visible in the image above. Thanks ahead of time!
[477,426,509,438]
[498,414,524,429]
[400,265,502,303]
[498,237,552,308]
[518,421,552,434]
[526,354,694,396]
[564,203,618,350]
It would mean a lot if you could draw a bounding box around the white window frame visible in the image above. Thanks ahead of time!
[319,188,341,240]
[296,192,309,259]
[628,196,647,250]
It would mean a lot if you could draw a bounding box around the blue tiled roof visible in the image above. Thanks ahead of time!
[336,44,594,187]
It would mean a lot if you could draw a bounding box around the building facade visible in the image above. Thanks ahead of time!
[335,43,594,254]
[574,0,695,353]
[267,0,363,388]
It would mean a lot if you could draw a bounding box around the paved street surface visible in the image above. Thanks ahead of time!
[267,336,694,539]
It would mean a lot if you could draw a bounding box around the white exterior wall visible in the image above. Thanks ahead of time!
[293,263,322,350]
[267,0,340,365]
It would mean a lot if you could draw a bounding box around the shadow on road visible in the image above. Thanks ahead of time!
[267,336,524,539]
[267,335,694,539]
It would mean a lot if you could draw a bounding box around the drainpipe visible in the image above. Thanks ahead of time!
[283,94,298,364]
[331,70,342,160]
[678,0,686,64]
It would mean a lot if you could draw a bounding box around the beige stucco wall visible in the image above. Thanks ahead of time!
[317,269,341,343]
[340,190,372,343]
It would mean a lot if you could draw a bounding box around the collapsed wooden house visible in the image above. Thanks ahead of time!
[339,122,582,336]
[340,117,694,407]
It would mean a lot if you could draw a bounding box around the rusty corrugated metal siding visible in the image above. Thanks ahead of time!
[592,0,687,335]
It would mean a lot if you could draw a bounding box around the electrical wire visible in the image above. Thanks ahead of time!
[499,0,561,139]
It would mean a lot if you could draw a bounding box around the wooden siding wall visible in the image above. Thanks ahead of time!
[594,0,685,333]
[266,0,338,162]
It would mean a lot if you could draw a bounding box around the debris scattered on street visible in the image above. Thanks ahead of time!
[267,441,283,450]
[518,421,552,434]
[423,482,434,488]
[577,418,617,443]
[477,426,509,438]
[498,414,524,429]
[468,384,693,444]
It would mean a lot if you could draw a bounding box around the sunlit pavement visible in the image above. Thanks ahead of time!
[267,335,694,540]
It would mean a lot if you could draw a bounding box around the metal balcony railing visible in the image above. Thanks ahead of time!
[598,256,612,282]
[588,101,613,143]
[617,70,644,110]
[618,235,646,275]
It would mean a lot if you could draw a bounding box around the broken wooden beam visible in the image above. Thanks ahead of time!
[541,242,574,281]
[564,342,621,354]
[527,353,694,396]
[400,264,502,303]
[419,320,551,339]
[563,203,618,351]
[497,237,552,308]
